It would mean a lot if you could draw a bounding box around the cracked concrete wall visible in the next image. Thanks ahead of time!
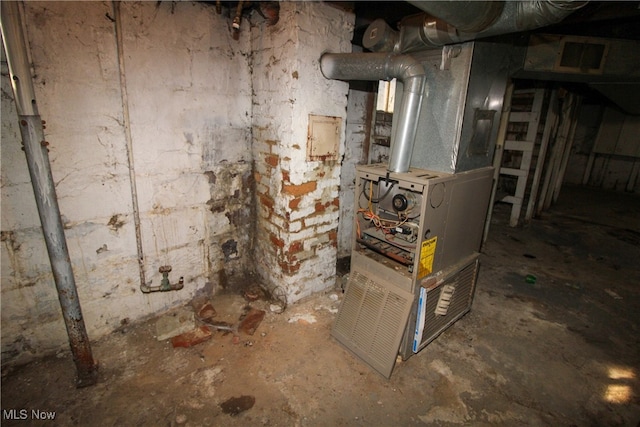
[251,2,354,303]
[1,1,253,365]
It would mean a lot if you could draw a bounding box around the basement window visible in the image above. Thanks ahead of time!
[376,79,396,113]
[373,79,396,147]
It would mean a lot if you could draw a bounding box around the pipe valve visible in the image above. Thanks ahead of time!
[141,265,184,293]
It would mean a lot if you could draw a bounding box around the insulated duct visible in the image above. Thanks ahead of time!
[365,0,588,52]
[408,1,505,33]
[320,53,426,173]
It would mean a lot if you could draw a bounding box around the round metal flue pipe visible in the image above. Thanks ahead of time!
[320,53,426,173]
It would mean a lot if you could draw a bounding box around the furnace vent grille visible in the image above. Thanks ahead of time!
[332,269,413,378]
[413,260,478,353]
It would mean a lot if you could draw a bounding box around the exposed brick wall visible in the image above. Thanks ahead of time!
[250,2,353,303]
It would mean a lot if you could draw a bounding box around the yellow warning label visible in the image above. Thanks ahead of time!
[418,237,437,279]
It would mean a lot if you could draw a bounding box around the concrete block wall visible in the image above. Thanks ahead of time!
[1,1,254,365]
[251,2,354,303]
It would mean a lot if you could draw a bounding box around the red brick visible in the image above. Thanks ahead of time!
[282,170,290,182]
[238,308,266,336]
[259,193,274,210]
[278,260,301,275]
[270,233,285,248]
[289,240,304,254]
[265,154,279,167]
[171,326,212,348]
[197,301,217,321]
[282,181,317,197]
[289,197,301,210]
[315,202,326,213]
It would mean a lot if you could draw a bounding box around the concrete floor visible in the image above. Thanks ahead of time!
[2,185,639,426]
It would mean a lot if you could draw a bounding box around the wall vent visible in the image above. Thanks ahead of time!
[554,38,608,74]
[412,259,478,354]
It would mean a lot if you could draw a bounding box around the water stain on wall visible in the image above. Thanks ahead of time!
[107,214,126,231]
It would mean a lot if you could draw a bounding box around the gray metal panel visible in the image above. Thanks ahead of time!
[439,167,493,268]
[332,266,414,378]
[406,41,514,173]
[456,42,514,172]
[408,44,474,173]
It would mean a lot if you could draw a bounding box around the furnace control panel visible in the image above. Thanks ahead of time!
[352,164,493,288]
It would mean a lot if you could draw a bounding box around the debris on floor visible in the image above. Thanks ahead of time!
[196,300,217,322]
[155,306,195,341]
[171,326,213,348]
[237,307,266,335]
[220,395,255,416]
[288,313,317,324]
[242,285,265,302]
[202,320,237,335]
[604,288,623,300]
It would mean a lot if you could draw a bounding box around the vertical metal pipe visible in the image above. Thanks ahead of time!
[112,1,148,293]
[320,53,426,173]
[1,1,98,387]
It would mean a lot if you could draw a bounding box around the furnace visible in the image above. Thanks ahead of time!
[321,0,588,377]
[322,37,513,376]
[332,164,492,377]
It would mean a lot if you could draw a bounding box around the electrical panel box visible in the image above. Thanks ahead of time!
[332,164,492,377]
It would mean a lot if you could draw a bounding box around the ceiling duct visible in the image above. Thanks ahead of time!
[408,0,505,33]
[324,1,587,174]
[320,53,426,173]
[365,0,589,53]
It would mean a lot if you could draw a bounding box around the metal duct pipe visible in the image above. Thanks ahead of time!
[320,53,426,173]
[408,1,505,33]
[367,0,588,52]
[1,1,98,387]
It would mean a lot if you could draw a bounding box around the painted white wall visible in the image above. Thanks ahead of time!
[1,1,253,365]
[1,0,356,366]
[338,84,371,258]
[564,104,640,193]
